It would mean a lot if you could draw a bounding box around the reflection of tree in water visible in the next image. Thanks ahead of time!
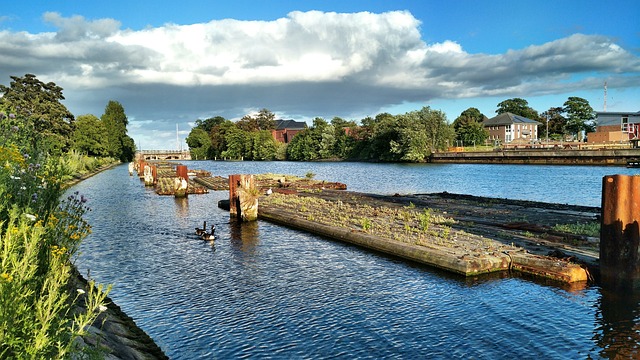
[594,287,640,358]
[229,220,260,257]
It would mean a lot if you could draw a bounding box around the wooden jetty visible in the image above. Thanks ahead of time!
[219,184,597,285]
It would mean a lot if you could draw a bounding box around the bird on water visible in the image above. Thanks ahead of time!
[195,221,207,236]
[201,224,216,241]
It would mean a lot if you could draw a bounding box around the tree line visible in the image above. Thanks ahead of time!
[0,74,136,162]
[187,96,596,162]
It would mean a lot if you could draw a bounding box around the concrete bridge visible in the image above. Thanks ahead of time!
[135,150,192,161]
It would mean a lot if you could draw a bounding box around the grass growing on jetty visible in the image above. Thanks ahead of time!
[262,192,518,255]
[0,113,111,358]
[553,222,600,237]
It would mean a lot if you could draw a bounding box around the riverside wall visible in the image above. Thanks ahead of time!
[430,148,640,165]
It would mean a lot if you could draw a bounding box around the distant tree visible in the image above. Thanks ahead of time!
[0,74,75,154]
[209,120,235,158]
[236,108,276,132]
[540,107,567,140]
[185,127,212,160]
[101,100,135,162]
[331,116,357,158]
[390,107,454,162]
[72,114,108,156]
[452,108,488,146]
[194,116,226,133]
[563,97,595,140]
[496,98,539,120]
[249,130,278,160]
[222,126,249,159]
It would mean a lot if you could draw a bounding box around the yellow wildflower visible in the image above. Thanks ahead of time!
[1,273,13,282]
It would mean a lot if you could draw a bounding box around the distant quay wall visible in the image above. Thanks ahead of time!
[430,149,640,166]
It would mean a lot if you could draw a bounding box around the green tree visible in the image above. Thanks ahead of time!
[236,108,276,132]
[496,98,539,120]
[390,107,454,162]
[540,107,567,140]
[71,114,108,156]
[222,126,249,159]
[209,120,235,158]
[101,100,135,162]
[185,127,212,160]
[453,108,488,146]
[195,116,226,133]
[0,74,75,154]
[286,129,318,161]
[250,130,278,160]
[563,97,595,140]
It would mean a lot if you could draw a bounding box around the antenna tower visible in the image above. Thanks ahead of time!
[604,81,607,112]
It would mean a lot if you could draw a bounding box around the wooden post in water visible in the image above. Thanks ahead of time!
[174,165,189,197]
[138,160,146,179]
[143,163,154,186]
[600,175,640,289]
[229,174,258,221]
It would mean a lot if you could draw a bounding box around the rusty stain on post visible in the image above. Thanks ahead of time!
[229,174,241,218]
[600,174,640,288]
[176,165,188,181]
[229,174,257,221]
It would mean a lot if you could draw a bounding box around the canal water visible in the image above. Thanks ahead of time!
[74,162,640,359]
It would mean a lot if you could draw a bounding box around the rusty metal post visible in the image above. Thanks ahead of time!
[151,165,158,185]
[176,165,188,181]
[229,174,257,221]
[138,160,146,179]
[600,175,640,288]
[229,174,241,218]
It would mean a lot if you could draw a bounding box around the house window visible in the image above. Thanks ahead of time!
[505,125,511,132]
[622,116,630,132]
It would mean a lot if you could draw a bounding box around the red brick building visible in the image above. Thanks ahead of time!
[271,119,307,143]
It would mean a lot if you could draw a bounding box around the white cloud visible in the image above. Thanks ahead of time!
[0,10,638,149]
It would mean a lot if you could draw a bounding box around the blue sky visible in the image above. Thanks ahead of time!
[1,0,639,149]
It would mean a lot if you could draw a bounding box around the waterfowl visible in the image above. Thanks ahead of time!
[195,221,207,236]
[201,225,216,241]
[265,188,273,196]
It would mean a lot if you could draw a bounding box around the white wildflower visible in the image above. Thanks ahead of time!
[98,305,108,312]
[25,214,36,221]
[77,289,86,295]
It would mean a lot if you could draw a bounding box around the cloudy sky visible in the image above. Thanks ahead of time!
[1,0,638,150]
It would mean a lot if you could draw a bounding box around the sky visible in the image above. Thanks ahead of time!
[1,0,638,150]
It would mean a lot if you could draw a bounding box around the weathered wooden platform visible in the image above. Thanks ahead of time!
[228,189,598,284]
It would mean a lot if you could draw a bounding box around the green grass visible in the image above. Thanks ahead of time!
[553,222,600,237]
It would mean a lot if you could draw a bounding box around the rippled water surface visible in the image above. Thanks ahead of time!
[75,162,640,359]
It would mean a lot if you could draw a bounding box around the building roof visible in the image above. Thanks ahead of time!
[483,112,541,126]
[274,119,307,130]
[596,111,640,116]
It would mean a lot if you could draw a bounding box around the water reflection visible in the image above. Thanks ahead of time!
[595,288,640,358]
[229,220,260,256]
[174,197,189,217]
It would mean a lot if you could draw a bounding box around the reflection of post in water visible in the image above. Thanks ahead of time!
[173,197,189,217]
[229,219,259,255]
[595,288,640,358]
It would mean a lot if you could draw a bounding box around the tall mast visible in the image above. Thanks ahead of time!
[604,81,607,112]
[176,123,180,151]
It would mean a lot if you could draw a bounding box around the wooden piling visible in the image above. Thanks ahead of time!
[174,165,189,198]
[600,175,640,289]
[229,174,258,221]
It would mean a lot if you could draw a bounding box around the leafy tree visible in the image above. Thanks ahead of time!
[236,108,276,132]
[194,116,226,133]
[185,127,212,160]
[390,107,454,162]
[0,74,75,154]
[456,121,489,146]
[71,114,108,156]
[286,129,318,161]
[101,100,135,162]
[540,107,567,140]
[496,98,539,120]
[331,117,357,158]
[563,97,595,140]
[209,120,235,158]
[453,108,488,146]
[250,130,278,160]
[222,126,249,159]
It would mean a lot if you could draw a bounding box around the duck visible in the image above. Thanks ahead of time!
[201,224,216,241]
[195,221,207,236]
[265,188,273,196]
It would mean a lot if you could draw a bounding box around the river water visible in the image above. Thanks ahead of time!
[74,162,640,359]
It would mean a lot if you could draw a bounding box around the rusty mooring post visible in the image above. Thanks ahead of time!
[138,160,146,179]
[229,174,258,221]
[600,175,640,288]
[174,165,189,197]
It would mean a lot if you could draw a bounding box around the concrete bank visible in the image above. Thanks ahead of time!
[430,148,640,165]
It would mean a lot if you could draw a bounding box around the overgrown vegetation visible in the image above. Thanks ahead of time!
[553,222,600,237]
[0,80,114,357]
